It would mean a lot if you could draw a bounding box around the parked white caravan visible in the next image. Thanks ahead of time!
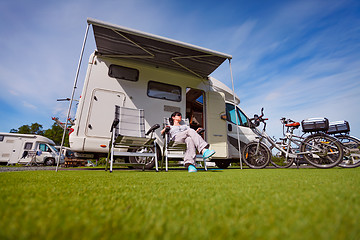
[69,18,257,168]
[0,133,64,165]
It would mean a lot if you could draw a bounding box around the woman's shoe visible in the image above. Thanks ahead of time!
[203,149,216,160]
[188,165,197,172]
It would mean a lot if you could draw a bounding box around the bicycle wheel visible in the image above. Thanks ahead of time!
[242,142,271,169]
[336,135,360,168]
[270,145,296,168]
[300,133,343,168]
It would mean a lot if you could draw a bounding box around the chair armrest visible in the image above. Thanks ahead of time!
[161,126,170,138]
[197,128,205,134]
[110,119,119,132]
[145,124,160,136]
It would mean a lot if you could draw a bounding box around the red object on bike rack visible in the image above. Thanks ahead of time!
[285,122,300,127]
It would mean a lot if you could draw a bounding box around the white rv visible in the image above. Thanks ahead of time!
[69,18,257,168]
[0,133,64,165]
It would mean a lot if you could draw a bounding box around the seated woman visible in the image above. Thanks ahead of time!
[161,112,215,172]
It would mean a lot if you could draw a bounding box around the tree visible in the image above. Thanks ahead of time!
[43,123,69,146]
[30,123,44,135]
[10,122,69,147]
[16,123,44,135]
[17,125,31,134]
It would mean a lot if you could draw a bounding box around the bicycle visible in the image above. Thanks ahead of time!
[242,108,344,169]
[269,118,302,168]
[326,121,360,168]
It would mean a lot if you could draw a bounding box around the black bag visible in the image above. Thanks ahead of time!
[301,118,329,132]
[327,120,350,134]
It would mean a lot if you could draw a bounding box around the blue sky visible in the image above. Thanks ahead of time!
[0,0,359,139]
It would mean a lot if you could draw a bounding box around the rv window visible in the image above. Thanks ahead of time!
[147,81,181,102]
[49,145,58,153]
[226,104,240,125]
[24,142,33,150]
[39,143,51,152]
[225,103,249,127]
[108,64,139,82]
[0,135,3,141]
[237,108,249,127]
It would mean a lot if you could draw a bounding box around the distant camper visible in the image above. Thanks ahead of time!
[0,133,64,165]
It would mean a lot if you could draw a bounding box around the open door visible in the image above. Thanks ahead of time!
[186,88,205,134]
[206,91,228,158]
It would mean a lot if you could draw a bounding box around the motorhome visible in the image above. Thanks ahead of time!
[0,133,64,165]
[69,18,257,168]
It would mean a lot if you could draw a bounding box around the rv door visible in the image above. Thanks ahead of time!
[86,89,126,138]
[9,139,22,164]
[206,91,228,158]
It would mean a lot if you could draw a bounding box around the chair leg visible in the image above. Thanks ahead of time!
[110,131,115,173]
[204,158,207,171]
[154,144,159,172]
[105,136,113,172]
[110,152,113,173]
[165,152,168,172]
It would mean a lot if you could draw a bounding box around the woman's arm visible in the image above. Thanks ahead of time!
[161,126,170,135]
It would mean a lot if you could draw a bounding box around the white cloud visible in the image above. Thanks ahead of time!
[22,101,37,110]
[8,90,19,96]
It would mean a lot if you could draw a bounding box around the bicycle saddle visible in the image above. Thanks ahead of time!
[285,122,300,128]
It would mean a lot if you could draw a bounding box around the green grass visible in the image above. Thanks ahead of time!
[0,168,359,240]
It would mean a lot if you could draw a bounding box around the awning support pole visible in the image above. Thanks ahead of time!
[56,23,90,172]
[228,59,243,169]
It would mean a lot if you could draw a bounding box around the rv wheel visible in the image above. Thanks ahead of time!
[128,145,161,169]
[44,158,55,166]
[215,160,230,169]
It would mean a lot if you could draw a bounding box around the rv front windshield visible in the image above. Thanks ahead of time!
[49,145,59,153]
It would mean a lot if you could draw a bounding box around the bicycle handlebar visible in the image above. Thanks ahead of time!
[250,108,268,128]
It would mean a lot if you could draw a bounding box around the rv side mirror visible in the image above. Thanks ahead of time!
[220,114,227,121]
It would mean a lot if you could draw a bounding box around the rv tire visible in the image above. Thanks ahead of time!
[214,160,230,169]
[44,158,55,166]
[128,145,161,170]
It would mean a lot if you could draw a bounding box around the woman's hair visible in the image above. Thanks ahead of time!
[169,112,181,125]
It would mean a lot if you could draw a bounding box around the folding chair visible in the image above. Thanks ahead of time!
[25,151,38,166]
[108,106,160,172]
[161,118,207,171]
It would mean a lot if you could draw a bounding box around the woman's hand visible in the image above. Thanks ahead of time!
[161,126,170,135]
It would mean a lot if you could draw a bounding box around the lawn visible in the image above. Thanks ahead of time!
[0,168,359,240]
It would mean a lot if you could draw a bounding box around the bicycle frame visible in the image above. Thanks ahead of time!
[251,120,331,161]
[252,124,301,160]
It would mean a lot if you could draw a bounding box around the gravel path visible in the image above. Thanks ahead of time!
[0,166,57,172]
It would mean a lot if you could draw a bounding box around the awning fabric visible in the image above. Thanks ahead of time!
[87,18,232,78]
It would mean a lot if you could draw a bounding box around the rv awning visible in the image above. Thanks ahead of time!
[87,18,232,78]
